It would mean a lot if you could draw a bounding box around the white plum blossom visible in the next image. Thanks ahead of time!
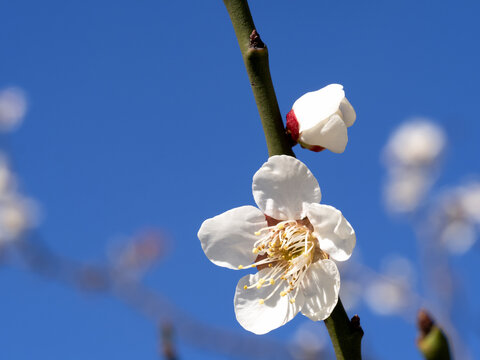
[198,155,356,334]
[286,84,356,154]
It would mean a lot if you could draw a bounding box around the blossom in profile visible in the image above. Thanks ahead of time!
[198,155,356,334]
[0,87,27,132]
[286,84,356,153]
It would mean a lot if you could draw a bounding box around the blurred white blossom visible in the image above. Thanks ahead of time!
[456,182,480,223]
[0,153,39,244]
[364,255,416,316]
[440,220,476,254]
[291,321,327,360]
[0,154,17,194]
[0,87,27,132]
[384,120,446,167]
[339,279,362,311]
[108,230,165,278]
[365,278,410,315]
[382,119,446,214]
[0,194,38,242]
[383,168,434,213]
[433,181,480,254]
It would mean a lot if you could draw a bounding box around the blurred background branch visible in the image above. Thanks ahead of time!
[3,230,325,360]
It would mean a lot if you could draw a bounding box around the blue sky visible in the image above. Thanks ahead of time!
[1,0,479,359]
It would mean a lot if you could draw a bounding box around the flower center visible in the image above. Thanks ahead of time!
[238,219,327,305]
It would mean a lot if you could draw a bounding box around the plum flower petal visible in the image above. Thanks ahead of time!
[198,206,267,270]
[252,155,321,220]
[299,114,348,154]
[287,84,356,153]
[339,98,356,127]
[234,269,304,335]
[301,260,340,321]
[306,203,356,261]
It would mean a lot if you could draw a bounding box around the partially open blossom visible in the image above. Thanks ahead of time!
[286,84,356,153]
[198,155,356,334]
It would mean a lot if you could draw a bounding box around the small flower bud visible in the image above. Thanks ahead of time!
[286,84,356,154]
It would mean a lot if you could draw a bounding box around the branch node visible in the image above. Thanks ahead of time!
[249,29,265,49]
[350,314,363,334]
[417,309,434,340]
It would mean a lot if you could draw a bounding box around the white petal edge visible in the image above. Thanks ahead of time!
[292,84,345,132]
[301,259,340,321]
[339,97,356,127]
[198,206,267,270]
[299,114,348,154]
[252,155,321,220]
[306,203,356,262]
[234,269,304,334]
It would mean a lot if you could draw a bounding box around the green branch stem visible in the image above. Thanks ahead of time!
[223,0,294,157]
[324,299,363,360]
[223,0,363,359]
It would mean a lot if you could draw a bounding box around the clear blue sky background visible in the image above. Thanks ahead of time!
[1,0,479,359]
